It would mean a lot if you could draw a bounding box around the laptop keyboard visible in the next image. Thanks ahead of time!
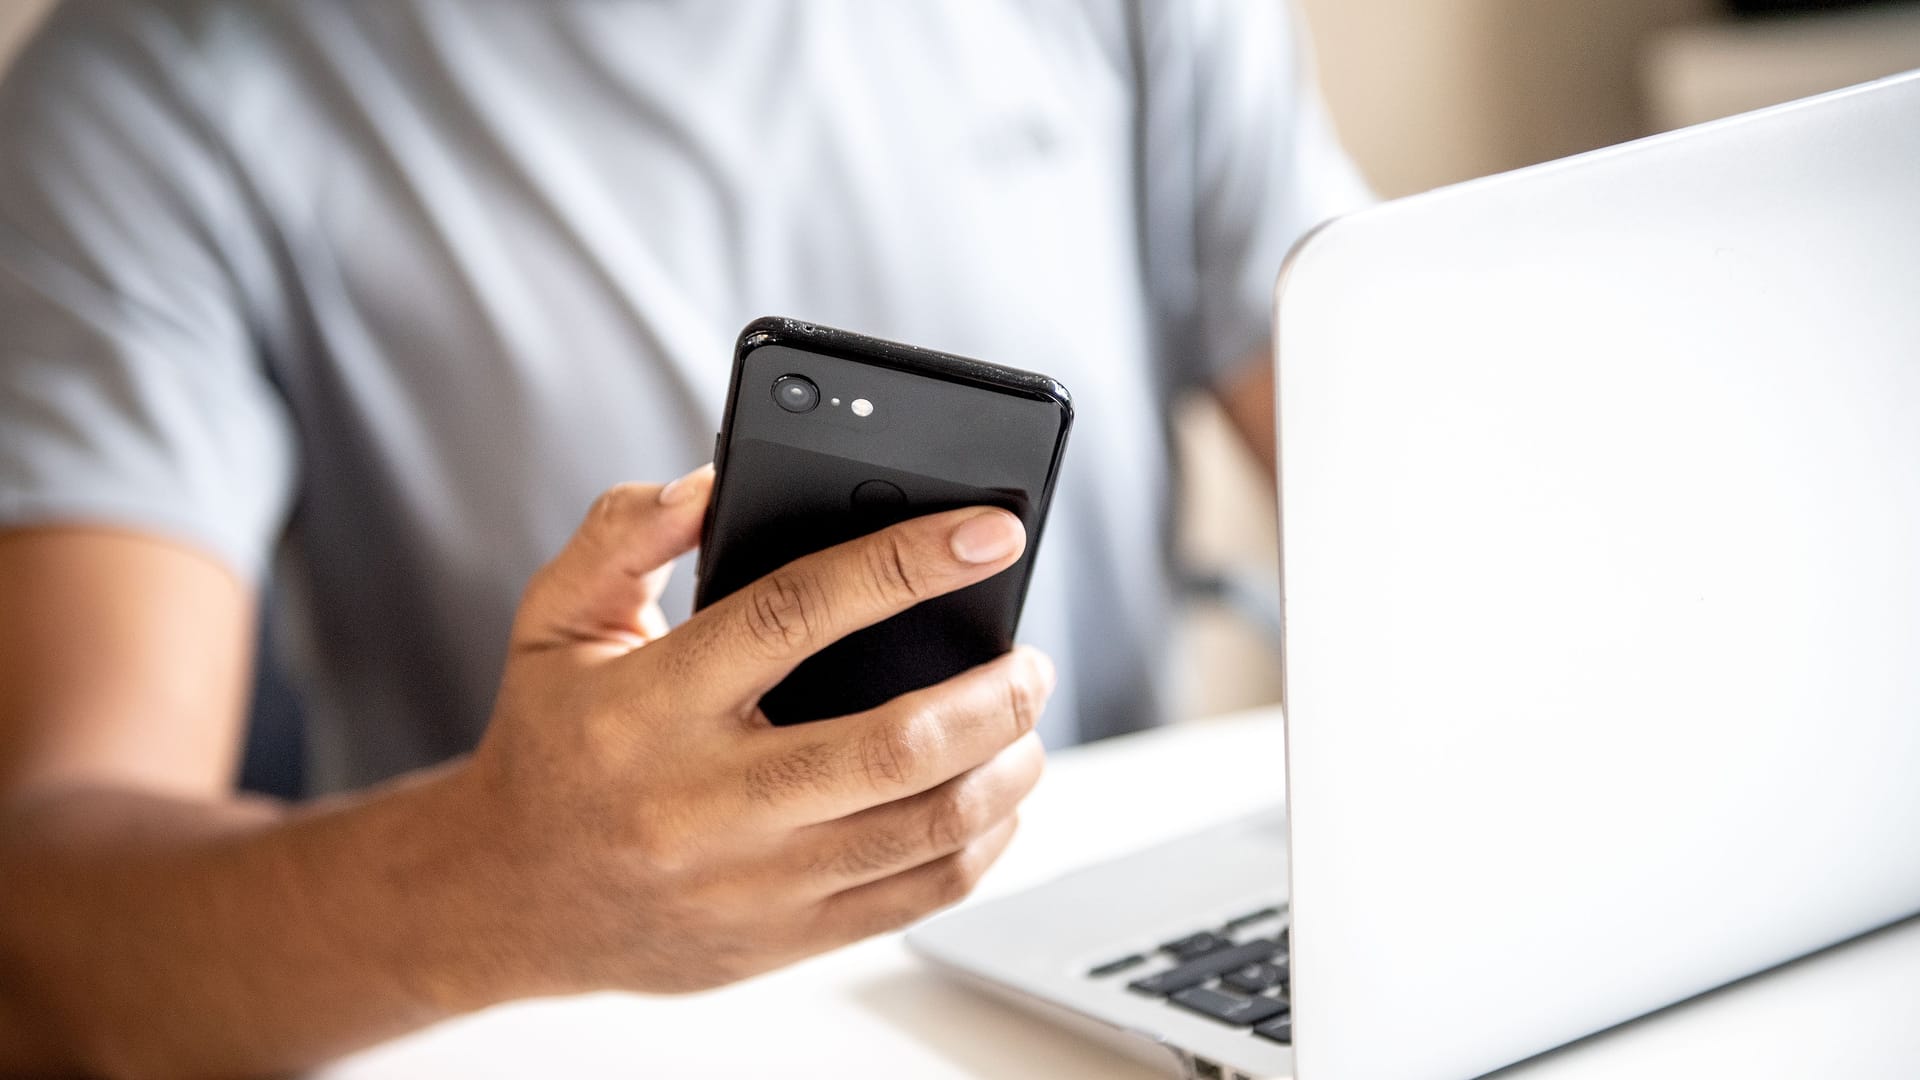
[1085,904,1292,1045]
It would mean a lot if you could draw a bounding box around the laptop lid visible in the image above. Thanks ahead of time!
[1276,71,1920,1080]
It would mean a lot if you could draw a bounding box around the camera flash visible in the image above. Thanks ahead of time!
[851,398,874,418]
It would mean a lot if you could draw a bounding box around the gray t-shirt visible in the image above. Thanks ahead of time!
[0,0,1367,793]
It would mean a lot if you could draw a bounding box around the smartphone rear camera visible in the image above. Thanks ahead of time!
[771,374,820,413]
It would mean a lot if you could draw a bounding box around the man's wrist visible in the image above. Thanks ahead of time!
[283,757,552,1020]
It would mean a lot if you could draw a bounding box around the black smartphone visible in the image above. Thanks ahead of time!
[693,316,1074,725]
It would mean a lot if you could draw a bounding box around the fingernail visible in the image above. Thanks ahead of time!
[658,463,714,506]
[950,510,1023,564]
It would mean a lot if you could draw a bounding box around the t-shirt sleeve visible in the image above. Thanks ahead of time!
[1178,0,1375,387]
[0,2,296,582]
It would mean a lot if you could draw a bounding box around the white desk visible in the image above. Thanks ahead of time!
[321,710,1920,1079]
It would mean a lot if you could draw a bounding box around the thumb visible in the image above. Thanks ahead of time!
[512,465,714,656]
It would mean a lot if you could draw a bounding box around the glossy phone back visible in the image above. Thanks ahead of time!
[694,317,1073,725]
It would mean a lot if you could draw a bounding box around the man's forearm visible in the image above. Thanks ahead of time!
[0,477,1048,1078]
[0,762,526,1078]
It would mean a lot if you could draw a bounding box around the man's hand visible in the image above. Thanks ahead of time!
[454,466,1052,1000]
[0,468,1049,1077]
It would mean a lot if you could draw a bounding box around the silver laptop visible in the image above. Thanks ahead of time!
[908,69,1920,1080]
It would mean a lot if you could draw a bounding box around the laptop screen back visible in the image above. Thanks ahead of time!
[1276,71,1920,1080]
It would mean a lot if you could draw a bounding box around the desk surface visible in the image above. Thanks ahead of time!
[321,710,1920,1079]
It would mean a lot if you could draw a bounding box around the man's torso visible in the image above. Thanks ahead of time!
[191,1,1180,788]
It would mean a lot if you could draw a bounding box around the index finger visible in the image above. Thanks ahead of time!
[657,505,1026,714]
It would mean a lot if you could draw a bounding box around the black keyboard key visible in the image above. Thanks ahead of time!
[1278,925,1291,954]
[1170,986,1289,1027]
[1221,961,1288,995]
[1087,953,1147,978]
[1253,1016,1293,1044]
[1128,939,1279,996]
[1160,931,1233,961]
[1222,906,1284,932]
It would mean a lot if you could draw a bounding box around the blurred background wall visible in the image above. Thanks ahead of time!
[5,0,1919,723]
[1172,0,1920,716]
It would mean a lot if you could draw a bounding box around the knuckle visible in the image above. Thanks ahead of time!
[863,531,928,605]
[1003,667,1044,738]
[858,721,925,792]
[931,854,980,906]
[741,571,824,652]
[585,483,649,534]
[924,780,983,853]
[627,817,697,874]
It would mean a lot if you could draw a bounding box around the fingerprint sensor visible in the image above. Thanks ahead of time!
[850,479,908,510]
